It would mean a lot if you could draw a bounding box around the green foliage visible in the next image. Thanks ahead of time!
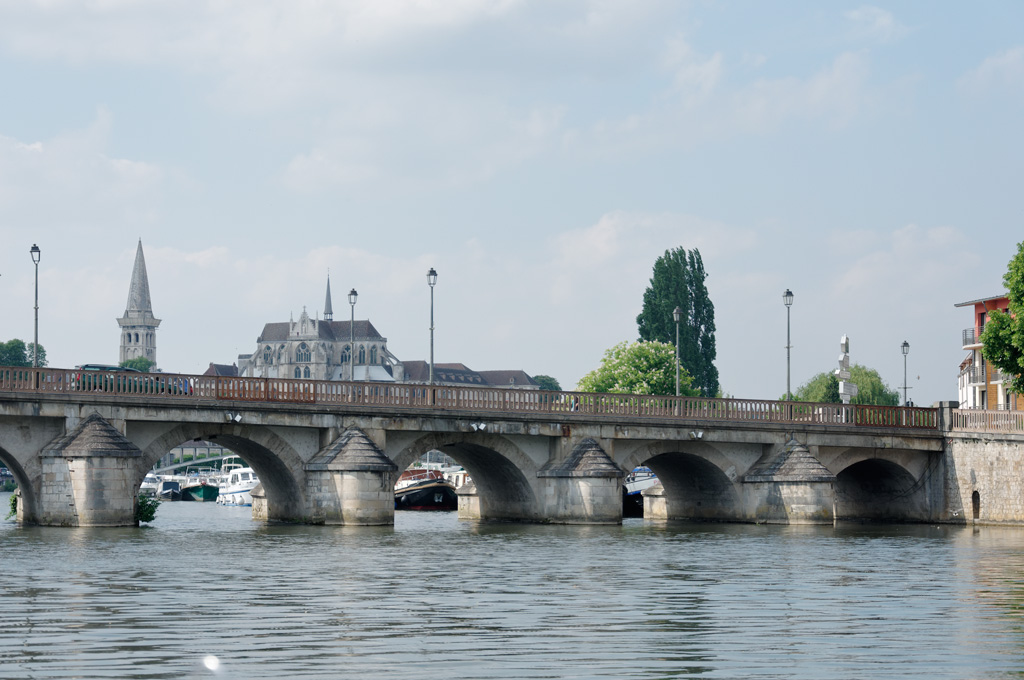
[576,340,700,396]
[120,357,155,372]
[135,494,160,524]
[792,365,899,406]
[636,247,719,397]
[532,374,562,391]
[0,339,47,367]
[7,492,16,520]
[981,241,1024,395]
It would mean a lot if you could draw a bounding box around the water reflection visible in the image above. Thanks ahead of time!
[2,492,1024,678]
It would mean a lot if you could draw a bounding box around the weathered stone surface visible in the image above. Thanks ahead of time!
[306,428,397,472]
[538,437,624,478]
[744,439,836,483]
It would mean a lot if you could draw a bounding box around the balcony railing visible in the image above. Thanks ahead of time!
[962,326,984,347]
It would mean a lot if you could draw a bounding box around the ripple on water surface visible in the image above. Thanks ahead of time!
[2,495,1024,679]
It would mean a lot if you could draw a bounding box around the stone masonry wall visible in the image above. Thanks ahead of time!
[946,434,1024,524]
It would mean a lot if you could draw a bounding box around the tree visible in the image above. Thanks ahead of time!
[791,365,899,406]
[0,339,47,367]
[636,247,719,397]
[120,357,155,373]
[981,241,1024,395]
[576,340,699,396]
[533,374,561,391]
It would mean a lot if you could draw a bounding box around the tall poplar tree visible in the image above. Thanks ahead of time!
[636,247,719,397]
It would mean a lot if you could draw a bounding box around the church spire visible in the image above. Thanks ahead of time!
[324,274,334,321]
[117,239,161,368]
[125,240,154,317]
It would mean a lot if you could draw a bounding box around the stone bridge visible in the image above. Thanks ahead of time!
[1,367,1021,527]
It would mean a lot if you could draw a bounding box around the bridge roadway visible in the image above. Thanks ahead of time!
[0,367,1018,527]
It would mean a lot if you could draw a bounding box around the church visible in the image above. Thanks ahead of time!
[235,277,404,382]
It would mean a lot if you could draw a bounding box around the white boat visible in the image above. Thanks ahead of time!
[623,466,658,517]
[139,473,161,497]
[216,465,259,506]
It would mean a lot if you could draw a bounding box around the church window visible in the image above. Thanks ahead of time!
[370,346,378,364]
[263,346,273,364]
[135,333,139,343]
[297,342,311,362]
[303,366,311,378]
[341,346,350,364]
[294,367,301,379]
[359,345,366,364]
[125,333,131,344]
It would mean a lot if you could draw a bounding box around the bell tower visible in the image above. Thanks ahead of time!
[117,240,161,368]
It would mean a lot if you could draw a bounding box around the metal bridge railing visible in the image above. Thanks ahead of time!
[0,366,942,430]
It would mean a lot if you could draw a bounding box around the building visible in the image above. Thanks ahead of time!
[238,277,403,381]
[955,294,1022,410]
[117,240,160,368]
[232,276,539,389]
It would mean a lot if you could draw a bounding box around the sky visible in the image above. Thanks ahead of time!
[0,1,1021,406]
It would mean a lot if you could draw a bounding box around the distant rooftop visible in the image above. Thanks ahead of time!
[954,293,1008,308]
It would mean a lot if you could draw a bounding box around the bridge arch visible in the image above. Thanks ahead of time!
[623,442,744,521]
[136,423,308,521]
[833,457,932,521]
[0,445,37,523]
[390,433,540,522]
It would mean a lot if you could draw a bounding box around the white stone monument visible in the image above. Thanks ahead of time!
[835,335,858,404]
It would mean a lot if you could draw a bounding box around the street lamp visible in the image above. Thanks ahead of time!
[427,268,437,386]
[783,289,794,401]
[348,288,357,381]
[901,340,910,406]
[673,306,682,397]
[30,244,41,368]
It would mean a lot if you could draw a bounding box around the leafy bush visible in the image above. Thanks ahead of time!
[135,494,160,524]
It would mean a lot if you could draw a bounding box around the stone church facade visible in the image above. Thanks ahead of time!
[237,277,404,382]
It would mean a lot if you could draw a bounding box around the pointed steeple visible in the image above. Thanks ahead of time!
[117,239,161,368]
[324,274,334,321]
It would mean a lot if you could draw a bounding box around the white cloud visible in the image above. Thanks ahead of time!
[844,6,908,43]
[0,110,165,224]
[959,46,1024,95]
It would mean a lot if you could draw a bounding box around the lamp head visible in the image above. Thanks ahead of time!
[348,288,358,305]
[30,244,40,264]
[783,289,793,307]
[427,267,437,287]
[673,306,682,323]
[901,340,910,355]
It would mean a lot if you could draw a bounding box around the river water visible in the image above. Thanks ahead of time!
[2,492,1024,680]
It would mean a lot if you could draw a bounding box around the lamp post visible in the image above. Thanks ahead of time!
[348,288,357,381]
[427,268,437,386]
[673,306,682,397]
[30,244,41,368]
[901,340,910,406]
[783,289,794,400]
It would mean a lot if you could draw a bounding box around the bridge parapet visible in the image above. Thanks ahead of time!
[0,366,939,431]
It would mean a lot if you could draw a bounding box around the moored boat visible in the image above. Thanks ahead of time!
[216,465,259,506]
[139,473,161,497]
[394,468,458,511]
[623,466,658,518]
[180,468,220,502]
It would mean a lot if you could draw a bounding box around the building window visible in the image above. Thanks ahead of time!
[297,342,311,362]
[370,346,378,364]
[341,346,350,364]
[294,367,301,379]
[359,345,366,364]
[135,332,140,343]
[303,366,310,379]
[263,346,273,364]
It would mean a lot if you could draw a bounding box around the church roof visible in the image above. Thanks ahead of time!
[124,240,154,316]
[324,276,334,320]
[402,361,537,388]
[256,319,384,344]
